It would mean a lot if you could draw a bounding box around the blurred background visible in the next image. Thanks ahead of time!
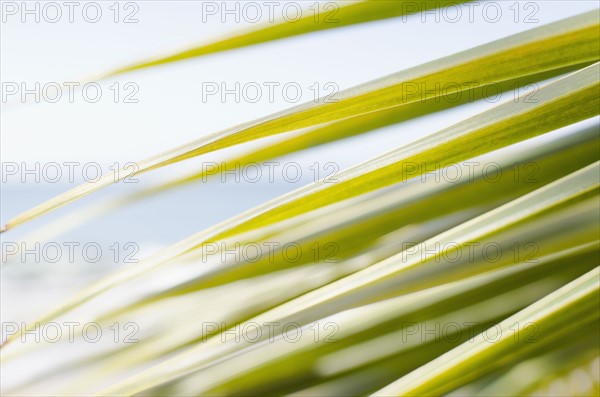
[1,0,598,328]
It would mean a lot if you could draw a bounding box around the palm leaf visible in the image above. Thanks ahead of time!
[2,11,598,232]
[372,267,600,396]
[2,5,599,396]
[96,0,470,78]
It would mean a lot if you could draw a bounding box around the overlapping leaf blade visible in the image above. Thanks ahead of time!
[2,11,598,232]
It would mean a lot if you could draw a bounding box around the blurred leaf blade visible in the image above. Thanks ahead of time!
[93,162,599,396]
[97,0,471,78]
[6,63,597,346]
[2,10,598,232]
[372,267,600,396]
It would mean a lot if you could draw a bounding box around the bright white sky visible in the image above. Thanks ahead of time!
[1,1,598,168]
